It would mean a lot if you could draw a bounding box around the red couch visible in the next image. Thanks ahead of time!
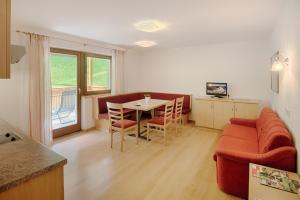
[97,92,191,119]
[213,108,297,199]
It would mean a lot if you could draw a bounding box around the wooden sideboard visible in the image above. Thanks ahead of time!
[0,0,10,79]
[194,97,260,130]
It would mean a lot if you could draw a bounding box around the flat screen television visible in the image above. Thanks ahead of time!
[206,82,227,97]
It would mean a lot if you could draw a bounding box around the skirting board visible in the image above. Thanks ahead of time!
[81,127,96,132]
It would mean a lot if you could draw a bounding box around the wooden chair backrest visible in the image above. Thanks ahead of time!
[174,97,184,119]
[107,102,123,128]
[164,100,175,126]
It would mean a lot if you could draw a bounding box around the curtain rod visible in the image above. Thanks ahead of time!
[16,30,126,51]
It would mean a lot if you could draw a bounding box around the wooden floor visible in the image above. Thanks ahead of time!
[52,123,241,200]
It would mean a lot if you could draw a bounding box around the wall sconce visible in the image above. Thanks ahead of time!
[271,51,289,71]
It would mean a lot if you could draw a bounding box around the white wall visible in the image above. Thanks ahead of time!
[124,49,141,92]
[270,0,300,171]
[132,40,271,119]
[0,32,28,132]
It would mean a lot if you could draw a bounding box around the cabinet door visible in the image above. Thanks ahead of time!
[0,0,10,79]
[213,101,234,130]
[234,103,259,119]
[195,100,214,128]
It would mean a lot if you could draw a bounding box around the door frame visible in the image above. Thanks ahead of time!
[50,48,82,138]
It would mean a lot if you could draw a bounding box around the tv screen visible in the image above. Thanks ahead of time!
[206,82,227,96]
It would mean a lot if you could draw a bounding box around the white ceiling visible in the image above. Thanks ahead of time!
[12,0,287,49]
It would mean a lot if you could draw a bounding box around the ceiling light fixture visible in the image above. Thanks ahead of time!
[134,20,167,32]
[271,51,288,71]
[135,40,157,48]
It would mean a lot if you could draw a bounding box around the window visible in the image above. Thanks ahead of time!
[49,48,81,136]
[83,53,112,95]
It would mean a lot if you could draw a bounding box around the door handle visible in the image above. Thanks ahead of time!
[78,88,81,95]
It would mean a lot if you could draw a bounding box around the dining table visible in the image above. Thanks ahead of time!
[122,99,169,140]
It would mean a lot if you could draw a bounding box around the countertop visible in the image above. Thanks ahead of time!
[0,119,67,192]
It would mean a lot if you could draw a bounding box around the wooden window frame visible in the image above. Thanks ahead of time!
[82,52,112,96]
[50,48,82,138]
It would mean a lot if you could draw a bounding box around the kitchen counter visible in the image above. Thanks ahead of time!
[0,119,67,193]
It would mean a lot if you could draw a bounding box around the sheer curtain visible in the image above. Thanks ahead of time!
[112,50,125,94]
[26,33,52,146]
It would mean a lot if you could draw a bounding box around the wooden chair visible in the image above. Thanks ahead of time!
[107,102,138,152]
[146,100,175,145]
[173,97,184,134]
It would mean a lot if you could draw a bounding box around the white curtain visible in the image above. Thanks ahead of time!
[26,33,52,146]
[112,50,125,94]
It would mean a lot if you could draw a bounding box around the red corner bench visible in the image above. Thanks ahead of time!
[213,108,297,199]
[95,92,191,130]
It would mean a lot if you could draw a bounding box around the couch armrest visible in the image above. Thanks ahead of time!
[230,118,257,128]
[215,146,297,165]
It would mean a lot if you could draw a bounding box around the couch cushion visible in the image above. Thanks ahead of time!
[98,108,135,120]
[156,107,191,115]
[216,135,259,154]
[158,113,182,119]
[148,117,165,125]
[253,108,293,153]
[182,108,191,115]
[261,120,285,136]
[155,106,165,112]
[112,120,137,128]
[222,124,258,143]
[259,126,293,153]
[99,113,109,119]
[146,92,191,112]
[98,93,141,114]
[230,118,257,128]
[123,108,135,114]
[257,117,283,139]
[256,108,278,137]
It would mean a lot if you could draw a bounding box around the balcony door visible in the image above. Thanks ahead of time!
[50,48,81,138]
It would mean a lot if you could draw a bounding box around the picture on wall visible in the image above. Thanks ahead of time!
[271,71,279,93]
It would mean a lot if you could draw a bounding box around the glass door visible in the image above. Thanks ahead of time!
[50,48,81,138]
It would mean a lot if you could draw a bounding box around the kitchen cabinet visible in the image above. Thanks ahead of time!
[0,0,10,79]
